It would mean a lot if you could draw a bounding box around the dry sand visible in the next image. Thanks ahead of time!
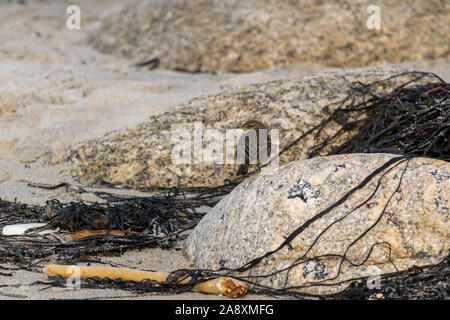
[0,0,448,299]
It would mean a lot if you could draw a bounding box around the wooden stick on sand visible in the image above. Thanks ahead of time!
[43,264,247,298]
[61,230,137,241]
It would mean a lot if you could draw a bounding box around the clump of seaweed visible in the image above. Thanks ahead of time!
[301,71,449,160]
[332,255,449,300]
[0,191,211,269]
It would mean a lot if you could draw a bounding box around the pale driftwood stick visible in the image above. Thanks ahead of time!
[43,264,247,298]
[61,230,139,241]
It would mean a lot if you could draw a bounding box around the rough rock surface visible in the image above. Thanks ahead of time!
[184,153,450,295]
[89,0,450,73]
[51,67,437,188]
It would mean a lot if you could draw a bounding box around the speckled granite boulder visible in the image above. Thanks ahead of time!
[50,67,439,188]
[184,153,449,295]
[89,0,449,72]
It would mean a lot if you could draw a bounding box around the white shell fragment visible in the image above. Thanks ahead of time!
[2,223,48,236]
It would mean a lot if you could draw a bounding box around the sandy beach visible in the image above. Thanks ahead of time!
[0,0,448,300]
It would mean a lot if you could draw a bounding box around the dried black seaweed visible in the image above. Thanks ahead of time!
[304,71,449,160]
[0,193,207,269]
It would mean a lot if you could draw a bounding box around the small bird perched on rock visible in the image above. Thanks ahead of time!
[236,120,271,176]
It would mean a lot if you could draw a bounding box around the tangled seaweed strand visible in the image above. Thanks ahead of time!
[332,255,450,300]
[1,71,448,299]
[0,176,237,271]
[304,71,449,160]
[0,191,209,269]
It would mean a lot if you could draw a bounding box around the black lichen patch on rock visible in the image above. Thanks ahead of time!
[302,259,329,281]
[287,178,321,203]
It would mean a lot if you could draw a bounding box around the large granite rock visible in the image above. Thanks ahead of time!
[50,67,438,188]
[89,0,449,73]
[184,153,449,295]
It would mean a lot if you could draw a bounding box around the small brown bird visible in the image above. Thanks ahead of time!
[236,120,271,176]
